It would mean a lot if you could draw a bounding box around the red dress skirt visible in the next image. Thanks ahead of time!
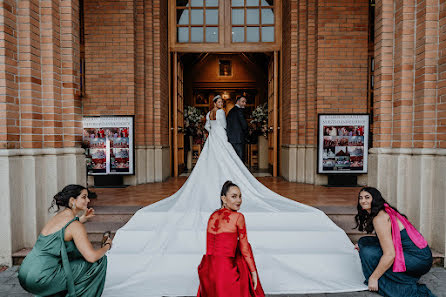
[197,233,265,297]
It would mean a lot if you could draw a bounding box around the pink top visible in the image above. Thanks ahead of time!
[384,203,428,272]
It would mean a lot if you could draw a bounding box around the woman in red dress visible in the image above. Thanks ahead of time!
[197,180,265,297]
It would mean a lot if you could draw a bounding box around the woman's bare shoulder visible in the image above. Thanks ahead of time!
[373,210,390,225]
[41,211,75,235]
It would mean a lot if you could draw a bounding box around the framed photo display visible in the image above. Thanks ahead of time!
[317,114,369,174]
[82,116,134,175]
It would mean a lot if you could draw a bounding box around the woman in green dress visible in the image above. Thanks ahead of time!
[18,184,112,297]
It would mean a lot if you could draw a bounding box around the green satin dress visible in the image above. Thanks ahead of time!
[18,217,107,297]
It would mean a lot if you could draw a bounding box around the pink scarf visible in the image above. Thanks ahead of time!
[384,203,428,272]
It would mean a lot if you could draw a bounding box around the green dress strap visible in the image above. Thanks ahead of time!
[60,216,79,297]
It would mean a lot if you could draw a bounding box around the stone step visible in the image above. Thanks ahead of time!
[88,206,141,223]
[85,222,125,243]
[11,205,444,267]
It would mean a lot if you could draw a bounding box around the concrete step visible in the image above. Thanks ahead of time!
[12,248,31,265]
[11,205,444,267]
[88,206,141,223]
[85,221,125,243]
[317,206,364,242]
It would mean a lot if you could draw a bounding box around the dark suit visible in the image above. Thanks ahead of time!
[226,105,248,162]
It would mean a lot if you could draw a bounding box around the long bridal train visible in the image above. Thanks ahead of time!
[102,109,367,296]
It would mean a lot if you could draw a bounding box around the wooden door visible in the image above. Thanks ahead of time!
[173,53,185,176]
[267,52,279,176]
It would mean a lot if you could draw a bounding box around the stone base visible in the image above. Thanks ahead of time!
[280,145,368,186]
[368,148,446,257]
[0,148,86,266]
[123,146,170,185]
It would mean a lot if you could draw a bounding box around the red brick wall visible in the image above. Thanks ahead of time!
[0,0,81,149]
[374,0,444,149]
[440,0,446,148]
[1,1,19,149]
[316,0,369,117]
[83,0,168,147]
[2,0,444,152]
[281,0,297,146]
[61,0,82,147]
[154,0,169,147]
[392,0,415,148]
[82,0,136,116]
[281,0,369,147]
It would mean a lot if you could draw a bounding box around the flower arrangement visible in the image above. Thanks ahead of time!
[250,103,268,138]
[184,106,204,137]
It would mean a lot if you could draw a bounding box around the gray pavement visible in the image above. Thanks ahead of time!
[0,265,445,297]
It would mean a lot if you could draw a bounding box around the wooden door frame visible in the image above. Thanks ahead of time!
[273,51,278,177]
[172,52,179,176]
[169,50,280,177]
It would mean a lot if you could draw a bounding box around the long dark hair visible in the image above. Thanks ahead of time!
[49,184,87,212]
[354,187,406,233]
[220,180,239,206]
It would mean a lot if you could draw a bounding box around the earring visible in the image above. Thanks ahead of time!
[71,202,75,209]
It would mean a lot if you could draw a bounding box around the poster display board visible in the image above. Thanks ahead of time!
[82,116,134,175]
[318,114,369,174]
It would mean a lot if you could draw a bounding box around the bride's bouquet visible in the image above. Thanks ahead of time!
[250,103,268,138]
[184,106,204,137]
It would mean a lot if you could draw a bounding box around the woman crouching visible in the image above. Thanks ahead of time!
[355,187,435,297]
[18,184,112,297]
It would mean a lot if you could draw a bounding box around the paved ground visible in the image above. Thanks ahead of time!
[1,266,445,297]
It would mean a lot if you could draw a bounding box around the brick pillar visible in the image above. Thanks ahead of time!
[135,0,145,148]
[17,0,42,149]
[61,0,82,147]
[373,0,394,148]
[143,0,153,146]
[280,0,368,184]
[439,0,446,149]
[370,0,445,257]
[0,0,19,149]
[414,0,438,148]
[306,0,317,147]
[0,0,85,266]
[41,0,63,147]
[297,0,308,147]
[392,0,415,148]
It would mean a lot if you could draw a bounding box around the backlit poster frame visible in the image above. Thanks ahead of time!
[317,114,369,174]
[82,116,134,175]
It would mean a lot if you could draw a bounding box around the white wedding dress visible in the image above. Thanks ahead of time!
[102,109,367,296]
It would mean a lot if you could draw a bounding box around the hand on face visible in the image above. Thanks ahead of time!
[79,208,95,223]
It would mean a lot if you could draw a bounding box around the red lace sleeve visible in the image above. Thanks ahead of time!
[236,213,257,272]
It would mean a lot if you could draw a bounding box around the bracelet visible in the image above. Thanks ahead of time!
[104,242,111,249]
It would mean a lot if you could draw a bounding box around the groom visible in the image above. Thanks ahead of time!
[227,96,248,162]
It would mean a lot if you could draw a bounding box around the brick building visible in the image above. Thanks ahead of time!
[0,0,445,267]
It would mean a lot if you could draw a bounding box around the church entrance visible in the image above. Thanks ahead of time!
[168,0,282,177]
[170,52,280,177]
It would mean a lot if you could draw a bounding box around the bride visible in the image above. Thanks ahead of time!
[102,96,367,296]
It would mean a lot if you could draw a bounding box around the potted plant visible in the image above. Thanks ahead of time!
[250,103,269,169]
[184,106,204,169]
